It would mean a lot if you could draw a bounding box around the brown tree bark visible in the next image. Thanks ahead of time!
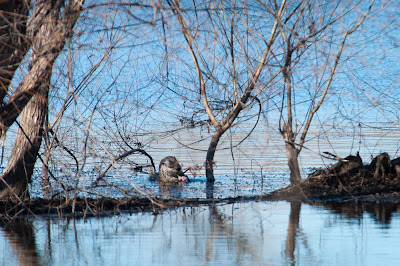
[286,144,301,185]
[282,122,301,185]
[205,128,223,182]
[0,0,84,199]
[281,46,302,184]
[0,0,30,103]
[277,1,374,187]
[170,1,284,182]
[0,74,49,199]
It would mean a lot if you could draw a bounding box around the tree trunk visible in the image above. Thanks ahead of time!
[0,75,49,199]
[282,122,302,185]
[0,1,30,103]
[205,128,223,182]
[286,143,301,185]
[0,0,84,199]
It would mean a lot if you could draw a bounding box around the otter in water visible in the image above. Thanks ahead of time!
[158,156,189,182]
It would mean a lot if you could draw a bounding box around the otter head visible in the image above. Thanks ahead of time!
[159,156,189,183]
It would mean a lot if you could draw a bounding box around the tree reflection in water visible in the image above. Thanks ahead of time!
[0,219,39,265]
[2,200,400,264]
[206,205,258,264]
[285,201,301,264]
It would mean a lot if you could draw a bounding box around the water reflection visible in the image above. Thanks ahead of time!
[206,205,258,264]
[2,200,400,265]
[285,201,301,264]
[157,181,215,199]
[158,182,185,199]
[0,219,39,265]
[206,181,214,199]
[315,201,400,226]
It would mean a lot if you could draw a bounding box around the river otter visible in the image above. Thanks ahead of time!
[158,156,189,182]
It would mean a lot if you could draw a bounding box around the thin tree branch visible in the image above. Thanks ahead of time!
[298,0,375,152]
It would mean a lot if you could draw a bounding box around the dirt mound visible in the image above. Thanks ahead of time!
[272,153,400,199]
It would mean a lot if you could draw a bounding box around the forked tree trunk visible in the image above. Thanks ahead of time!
[0,0,84,137]
[171,1,282,183]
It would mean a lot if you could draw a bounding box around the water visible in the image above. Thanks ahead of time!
[3,120,396,265]
[6,106,400,264]
[27,121,400,199]
[2,200,400,265]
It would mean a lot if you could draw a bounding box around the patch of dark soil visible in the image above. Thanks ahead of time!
[271,152,400,200]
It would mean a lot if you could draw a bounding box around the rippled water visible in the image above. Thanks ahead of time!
[2,200,400,265]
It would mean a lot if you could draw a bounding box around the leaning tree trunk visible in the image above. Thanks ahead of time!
[0,76,49,199]
[205,128,224,182]
[0,0,84,199]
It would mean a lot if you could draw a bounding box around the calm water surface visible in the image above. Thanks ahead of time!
[2,200,400,265]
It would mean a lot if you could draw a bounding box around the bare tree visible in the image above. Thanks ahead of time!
[276,0,375,184]
[0,0,388,202]
[164,0,285,181]
[158,0,376,184]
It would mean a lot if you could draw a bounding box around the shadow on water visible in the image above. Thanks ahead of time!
[3,200,400,264]
[284,200,400,264]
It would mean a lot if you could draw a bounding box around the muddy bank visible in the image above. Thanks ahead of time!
[272,152,400,200]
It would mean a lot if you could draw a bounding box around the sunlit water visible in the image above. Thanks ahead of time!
[3,121,400,265]
[25,121,400,199]
[2,201,400,265]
